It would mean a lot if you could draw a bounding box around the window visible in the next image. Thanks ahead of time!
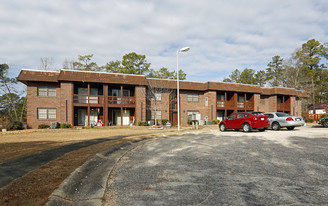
[150,92,161,101]
[112,89,120,96]
[187,93,199,102]
[205,97,208,106]
[265,114,274,118]
[237,114,244,119]
[38,108,56,119]
[151,110,161,120]
[123,89,131,97]
[228,114,236,120]
[38,86,56,97]
[217,94,225,101]
[238,94,245,102]
[187,111,200,120]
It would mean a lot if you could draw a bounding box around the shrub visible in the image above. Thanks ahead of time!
[60,123,71,128]
[38,124,50,129]
[138,121,148,126]
[161,119,169,125]
[309,119,314,123]
[321,114,328,118]
[211,120,220,125]
[7,120,24,131]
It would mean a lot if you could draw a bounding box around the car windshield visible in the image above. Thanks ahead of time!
[276,112,290,117]
[251,112,264,116]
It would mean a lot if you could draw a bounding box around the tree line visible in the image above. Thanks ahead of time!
[62,52,187,80]
[223,39,328,113]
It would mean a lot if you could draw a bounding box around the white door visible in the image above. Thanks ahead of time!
[115,110,130,126]
[90,109,98,126]
[217,111,225,121]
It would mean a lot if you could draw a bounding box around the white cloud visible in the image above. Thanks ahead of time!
[0,0,327,83]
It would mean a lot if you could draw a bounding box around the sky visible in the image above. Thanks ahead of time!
[1,0,328,84]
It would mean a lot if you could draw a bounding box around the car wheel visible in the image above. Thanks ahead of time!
[272,122,281,130]
[287,126,295,130]
[259,128,266,132]
[323,121,328,128]
[242,123,251,132]
[220,124,226,132]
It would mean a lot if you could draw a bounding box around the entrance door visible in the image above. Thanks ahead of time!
[78,109,88,126]
[90,109,98,126]
[217,111,225,121]
[115,109,130,126]
[170,111,178,126]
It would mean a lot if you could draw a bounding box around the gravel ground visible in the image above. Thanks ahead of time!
[104,126,328,205]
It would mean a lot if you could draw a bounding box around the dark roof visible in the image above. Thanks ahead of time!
[17,69,308,97]
[17,70,60,84]
[308,103,328,110]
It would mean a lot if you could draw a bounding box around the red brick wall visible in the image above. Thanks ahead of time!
[135,86,146,123]
[26,82,61,129]
[179,91,207,126]
[59,82,74,125]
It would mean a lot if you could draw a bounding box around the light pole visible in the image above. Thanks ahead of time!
[177,46,190,131]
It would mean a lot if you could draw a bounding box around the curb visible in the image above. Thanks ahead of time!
[45,139,147,206]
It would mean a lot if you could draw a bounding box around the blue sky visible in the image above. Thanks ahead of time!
[0,0,327,84]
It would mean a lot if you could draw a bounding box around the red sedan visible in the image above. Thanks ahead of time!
[219,112,270,132]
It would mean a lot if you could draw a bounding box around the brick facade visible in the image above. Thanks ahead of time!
[18,70,308,129]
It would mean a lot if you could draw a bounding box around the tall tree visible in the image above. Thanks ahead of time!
[223,68,258,85]
[120,52,151,75]
[0,64,26,122]
[239,68,256,84]
[266,56,283,87]
[104,53,187,80]
[103,60,121,73]
[223,69,241,83]
[254,70,267,87]
[72,54,99,71]
[295,39,327,114]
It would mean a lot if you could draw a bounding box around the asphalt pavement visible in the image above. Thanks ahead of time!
[103,127,328,205]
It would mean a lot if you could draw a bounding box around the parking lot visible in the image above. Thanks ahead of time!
[104,126,328,205]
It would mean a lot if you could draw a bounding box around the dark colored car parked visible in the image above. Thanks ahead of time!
[219,112,270,132]
[317,116,328,127]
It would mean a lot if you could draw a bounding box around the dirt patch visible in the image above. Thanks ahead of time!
[0,127,174,163]
[0,133,161,206]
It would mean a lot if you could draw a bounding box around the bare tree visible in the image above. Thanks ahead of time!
[40,57,54,70]
[145,78,175,125]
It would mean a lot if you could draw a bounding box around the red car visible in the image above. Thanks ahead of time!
[219,112,270,132]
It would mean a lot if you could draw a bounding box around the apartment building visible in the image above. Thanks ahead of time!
[18,69,307,129]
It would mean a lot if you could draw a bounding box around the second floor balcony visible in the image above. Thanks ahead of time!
[108,96,136,107]
[74,94,104,105]
[73,94,136,107]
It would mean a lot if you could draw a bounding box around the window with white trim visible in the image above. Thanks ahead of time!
[187,93,199,102]
[151,110,161,120]
[38,108,56,119]
[38,86,56,97]
[149,92,161,101]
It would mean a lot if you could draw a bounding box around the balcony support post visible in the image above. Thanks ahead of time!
[88,84,90,127]
[244,93,247,112]
[121,85,123,126]
[224,92,227,119]
[104,85,108,126]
